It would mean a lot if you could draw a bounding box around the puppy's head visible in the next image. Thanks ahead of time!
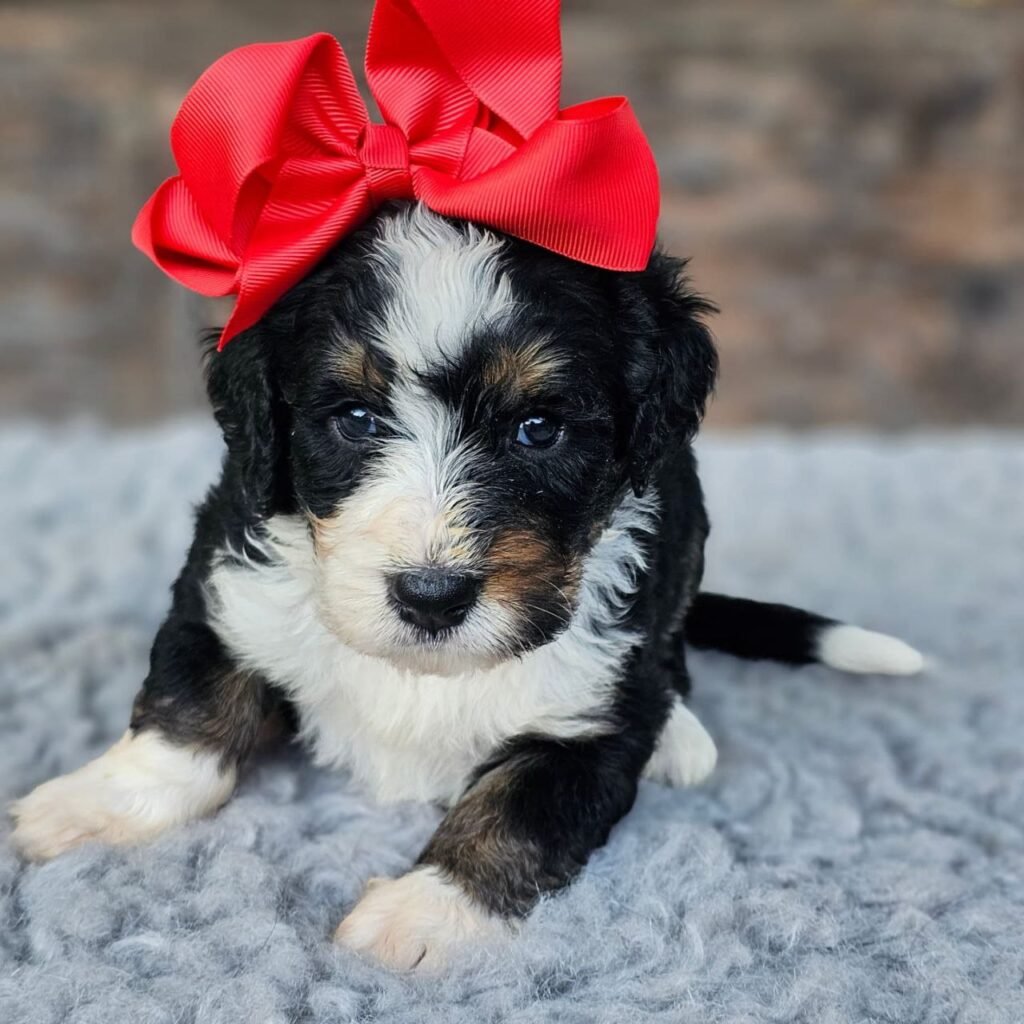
[207,203,716,674]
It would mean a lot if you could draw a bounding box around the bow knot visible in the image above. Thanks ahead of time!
[133,0,660,349]
[359,123,414,206]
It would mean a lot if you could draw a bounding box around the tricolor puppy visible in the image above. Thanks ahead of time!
[11,202,923,969]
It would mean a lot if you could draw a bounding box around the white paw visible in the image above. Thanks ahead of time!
[644,700,718,787]
[10,730,235,861]
[334,866,506,971]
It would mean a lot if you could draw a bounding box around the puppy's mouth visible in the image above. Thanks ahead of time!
[397,621,469,646]
[375,622,509,676]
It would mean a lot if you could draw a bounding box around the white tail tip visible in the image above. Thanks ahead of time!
[817,624,924,676]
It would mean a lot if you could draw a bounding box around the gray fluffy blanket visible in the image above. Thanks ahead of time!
[1,423,1021,1023]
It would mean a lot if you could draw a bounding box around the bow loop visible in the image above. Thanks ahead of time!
[169,34,368,249]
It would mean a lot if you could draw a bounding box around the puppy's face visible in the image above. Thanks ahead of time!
[213,204,715,674]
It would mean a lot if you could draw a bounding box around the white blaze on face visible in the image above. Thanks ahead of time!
[312,384,479,657]
[366,204,515,373]
[310,206,519,668]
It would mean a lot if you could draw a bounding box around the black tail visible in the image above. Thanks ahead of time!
[685,593,923,676]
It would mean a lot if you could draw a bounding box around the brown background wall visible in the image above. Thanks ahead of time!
[2,0,1022,428]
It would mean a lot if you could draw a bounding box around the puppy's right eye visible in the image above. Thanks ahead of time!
[514,414,563,449]
[329,404,380,442]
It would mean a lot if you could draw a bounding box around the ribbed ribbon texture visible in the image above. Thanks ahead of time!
[132,0,660,348]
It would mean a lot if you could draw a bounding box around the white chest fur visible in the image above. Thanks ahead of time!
[208,496,656,804]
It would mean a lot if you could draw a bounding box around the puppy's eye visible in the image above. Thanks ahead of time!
[330,404,380,442]
[515,414,563,449]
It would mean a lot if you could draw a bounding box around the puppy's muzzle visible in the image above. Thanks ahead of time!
[388,569,481,635]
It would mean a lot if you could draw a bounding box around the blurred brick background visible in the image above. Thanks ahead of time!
[2,0,1022,427]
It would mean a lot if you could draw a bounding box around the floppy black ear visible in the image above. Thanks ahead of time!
[621,252,718,497]
[202,328,290,520]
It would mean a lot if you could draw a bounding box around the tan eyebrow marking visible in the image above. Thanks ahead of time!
[330,342,390,395]
[482,341,564,395]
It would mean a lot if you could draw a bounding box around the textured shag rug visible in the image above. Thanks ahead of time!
[1,422,1021,1024]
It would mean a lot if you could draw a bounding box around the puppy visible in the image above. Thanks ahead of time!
[12,202,922,969]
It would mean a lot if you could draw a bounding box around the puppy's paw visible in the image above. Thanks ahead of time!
[11,730,234,861]
[644,699,718,787]
[334,867,506,971]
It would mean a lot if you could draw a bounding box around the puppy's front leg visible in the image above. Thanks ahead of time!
[336,731,648,970]
[12,617,273,861]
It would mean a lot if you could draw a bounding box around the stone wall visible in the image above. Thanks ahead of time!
[2,0,1022,426]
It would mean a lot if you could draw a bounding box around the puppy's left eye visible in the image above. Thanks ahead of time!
[330,404,380,442]
[515,414,563,449]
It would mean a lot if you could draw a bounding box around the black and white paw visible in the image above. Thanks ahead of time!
[334,866,507,971]
[643,699,718,787]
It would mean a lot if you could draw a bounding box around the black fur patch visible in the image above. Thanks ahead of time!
[686,593,834,664]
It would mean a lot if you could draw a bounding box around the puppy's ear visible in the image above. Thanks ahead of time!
[202,328,289,519]
[621,253,718,497]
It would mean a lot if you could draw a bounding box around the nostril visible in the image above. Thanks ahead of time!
[389,570,481,632]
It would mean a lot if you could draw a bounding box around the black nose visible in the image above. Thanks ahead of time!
[389,570,481,634]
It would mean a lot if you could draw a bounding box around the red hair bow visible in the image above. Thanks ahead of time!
[133,0,660,349]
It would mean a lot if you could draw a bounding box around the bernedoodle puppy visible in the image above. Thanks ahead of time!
[11,202,922,969]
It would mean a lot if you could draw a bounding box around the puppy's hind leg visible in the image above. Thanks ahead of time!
[642,626,717,788]
[643,697,718,787]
